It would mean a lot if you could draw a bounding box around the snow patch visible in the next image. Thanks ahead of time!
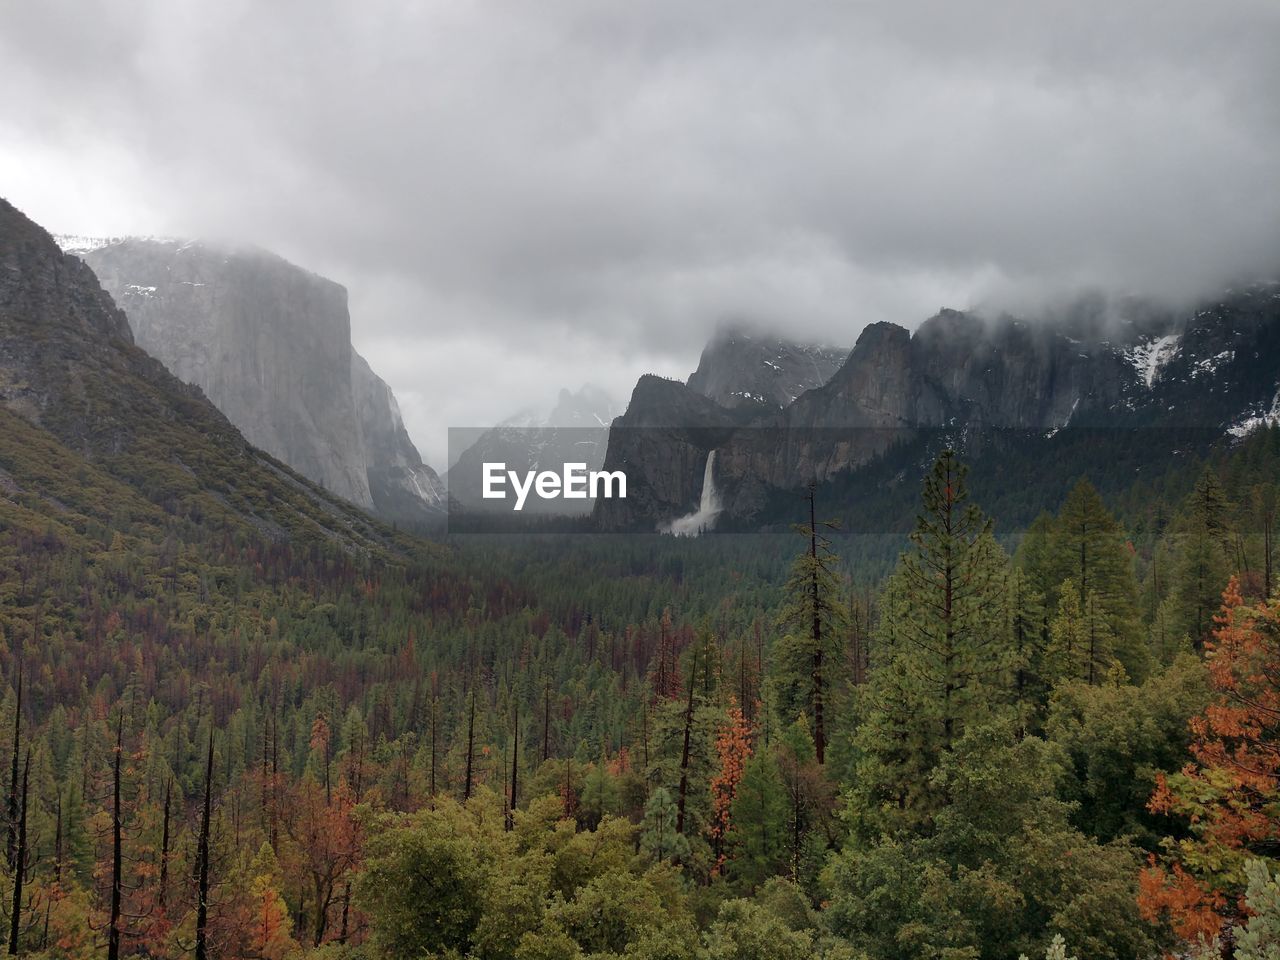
[1228,387,1280,439]
[53,234,124,253]
[1194,350,1234,376]
[54,233,180,253]
[1126,334,1180,388]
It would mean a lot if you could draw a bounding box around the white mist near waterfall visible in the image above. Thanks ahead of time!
[664,450,722,536]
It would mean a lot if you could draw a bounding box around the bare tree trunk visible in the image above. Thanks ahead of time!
[53,793,63,886]
[464,687,476,801]
[159,777,171,909]
[543,686,551,762]
[270,714,279,850]
[675,666,696,837]
[108,720,123,960]
[195,732,214,960]
[507,704,519,831]
[8,750,29,955]
[807,485,826,764]
[429,698,437,798]
[5,668,21,872]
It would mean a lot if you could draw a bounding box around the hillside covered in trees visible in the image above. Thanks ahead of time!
[2,413,1279,957]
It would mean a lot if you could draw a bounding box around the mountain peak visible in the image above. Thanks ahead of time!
[687,329,848,410]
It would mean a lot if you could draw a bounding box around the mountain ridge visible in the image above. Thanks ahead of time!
[598,286,1280,531]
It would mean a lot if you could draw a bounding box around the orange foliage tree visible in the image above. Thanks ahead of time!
[282,776,361,947]
[1139,577,1280,946]
[709,698,752,874]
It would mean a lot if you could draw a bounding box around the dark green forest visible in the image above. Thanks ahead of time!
[2,374,1279,959]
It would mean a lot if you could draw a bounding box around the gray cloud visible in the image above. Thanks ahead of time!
[2,0,1278,465]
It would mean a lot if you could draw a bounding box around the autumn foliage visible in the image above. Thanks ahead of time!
[709,699,752,873]
[1139,576,1280,944]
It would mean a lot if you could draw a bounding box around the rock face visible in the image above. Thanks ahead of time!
[0,197,394,548]
[593,375,757,529]
[351,352,446,522]
[63,237,443,523]
[687,327,848,410]
[600,289,1280,531]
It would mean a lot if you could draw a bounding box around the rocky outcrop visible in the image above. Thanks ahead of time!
[687,328,848,411]
[351,352,445,522]
[601,289,1280,531]
[594,375,755,530]
[63,237,444,522]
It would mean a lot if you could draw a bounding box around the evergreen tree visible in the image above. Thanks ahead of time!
[899,452,1011,747]
[640,787,689,865]
[1173,518,1232,647]
[1004,564,1047,715]
[1188,468,1234,552]
[774,484,846,765]
[1046,582,1119,685]
[849,451,1013,833]
[728,750,787,891]
[1050,478,1143,675]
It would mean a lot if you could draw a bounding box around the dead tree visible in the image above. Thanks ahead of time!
[463,687,476,802]
[7,750,29,955]
[195,732,214,960]
[107,721,123,960]
[5,669,21,872]
[506,704,519,832]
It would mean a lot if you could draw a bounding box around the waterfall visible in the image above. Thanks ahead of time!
[664,450,721,536]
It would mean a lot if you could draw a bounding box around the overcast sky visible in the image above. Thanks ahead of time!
[2,0,1279,467]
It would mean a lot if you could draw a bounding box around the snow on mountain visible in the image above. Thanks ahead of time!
[1228,385,1280,438]
[1126,333,1181,387]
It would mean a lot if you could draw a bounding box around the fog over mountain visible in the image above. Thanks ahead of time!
[3,0,1278,465]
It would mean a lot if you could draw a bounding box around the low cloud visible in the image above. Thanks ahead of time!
[3,0,1278,465]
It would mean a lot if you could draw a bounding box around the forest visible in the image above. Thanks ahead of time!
[1,422,1279,960]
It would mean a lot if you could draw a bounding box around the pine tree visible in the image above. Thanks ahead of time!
[1050,478,1143,673]
[1188,468,1234,551]
[1251,483,1277,601]
[1174,518,1232,648]
[728,748,787,890]
[850,451,1012,833]
[893,450,1011,750]
[641,787,689,864]
[1045,582,1117,685]
[1004,565,1047,713]
[774,483,846,764]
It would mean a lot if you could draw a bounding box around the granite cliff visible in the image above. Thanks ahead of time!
[599,287,1280,531]
[61,237,443,524]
